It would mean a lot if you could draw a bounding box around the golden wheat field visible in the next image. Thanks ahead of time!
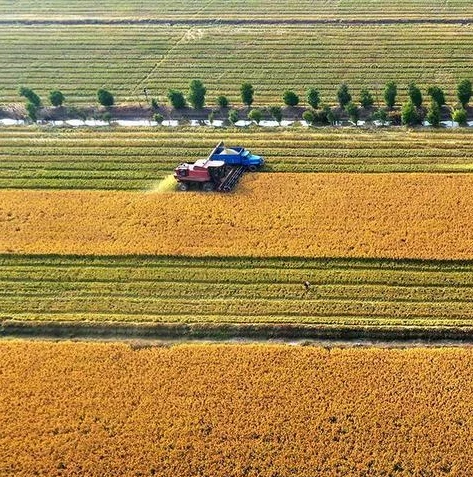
[0,342,472,477]
[2,173,473,259]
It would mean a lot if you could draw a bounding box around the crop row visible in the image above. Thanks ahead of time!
[2,128,473,189]
[1,0,472,20]
[1,342,472,476]
[3,255,473,327]
[1,23,472,105]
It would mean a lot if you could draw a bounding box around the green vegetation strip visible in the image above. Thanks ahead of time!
[2,255,473,328]
[0,23,472,105]
[0,0,471,21]
[2,128,473,189]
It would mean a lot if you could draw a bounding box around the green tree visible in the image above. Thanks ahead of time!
[372,108,388,125]
[283,90,299,107]
[216,95,229,108]
[188,79,206,109]
[457,79,472,108]
[302,110,315,125]
[97,88,114,107]
[408,83,422,108]
[154,113,164,124]
[359,88,374,108]
[248,108,262,124]
[151,98,159,110]
[49,90,65,107]
[167,89,186,109]
[326,106,337,125]
[307,88,320,109]
[25,102,38,122]
[317,104,332,125]
[452,108,467,126]
[269,106,282,124]
[228,109,239,124]
[240,83,254,106]
[19,86,41,107]
[426,100,440,127]
[384,81,397,109]
[337,84,351,108]
[401,101,419,126]
[345,101,359,124]
[427,86,446,106]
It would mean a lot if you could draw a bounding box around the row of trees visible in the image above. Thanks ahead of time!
[18,87,65,121]
[19,79,472,111]
[18,87,116,121]
[17,79,472,126]
[163,79,472,111]
[164,79,472,127]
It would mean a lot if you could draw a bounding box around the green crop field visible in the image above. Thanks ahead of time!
[1,127,473,189]
[0,23,472,106]
[0,0,472,20]
[3,255,473,328]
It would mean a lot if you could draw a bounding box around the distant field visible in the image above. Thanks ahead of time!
[2,173,473,260]
[2,128,473,189]
[3,255,473,328]
[1,342,473,476]
[0,0,472,20]
[0,23,472,105]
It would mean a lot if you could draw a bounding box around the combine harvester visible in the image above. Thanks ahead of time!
[174,141,264,192]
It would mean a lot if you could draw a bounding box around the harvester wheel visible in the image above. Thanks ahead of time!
[202,182,215,192]
[177,182,189,191]
[248,165,258,172]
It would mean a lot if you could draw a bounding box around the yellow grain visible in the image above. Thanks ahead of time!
[1,173,473,259]
[0,342,472,476]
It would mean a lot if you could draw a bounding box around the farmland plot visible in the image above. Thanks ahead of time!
[2,0,473,471]
[3,255,473,328]
[0,0,472,21]
[2,128,473,190]
[0,23,472,105]
[2,173,473,260]
[1,342,472,476]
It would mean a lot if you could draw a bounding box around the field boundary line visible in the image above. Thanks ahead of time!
[2,319,473,344]
[1,18,473,26]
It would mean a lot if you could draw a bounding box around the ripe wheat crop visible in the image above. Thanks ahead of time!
[1,342,472,476]
[2,173,473,260]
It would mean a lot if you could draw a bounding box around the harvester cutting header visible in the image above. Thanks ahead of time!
[174,141,264,192]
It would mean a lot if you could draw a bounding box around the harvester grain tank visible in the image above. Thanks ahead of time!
[209,142,264,171]
[174,141,264,192]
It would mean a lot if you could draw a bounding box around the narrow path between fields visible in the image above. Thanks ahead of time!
[2,320,473,346]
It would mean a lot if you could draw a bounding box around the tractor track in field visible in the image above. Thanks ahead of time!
[1,18,473,27]
[2,320,473,347]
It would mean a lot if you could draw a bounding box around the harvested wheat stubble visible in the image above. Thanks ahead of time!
[1,0,472,21]
[4,255,473,327]
[2,173,473,260]
[0,23,472,105]
[3,128,473,190]
[0,342,472,477]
